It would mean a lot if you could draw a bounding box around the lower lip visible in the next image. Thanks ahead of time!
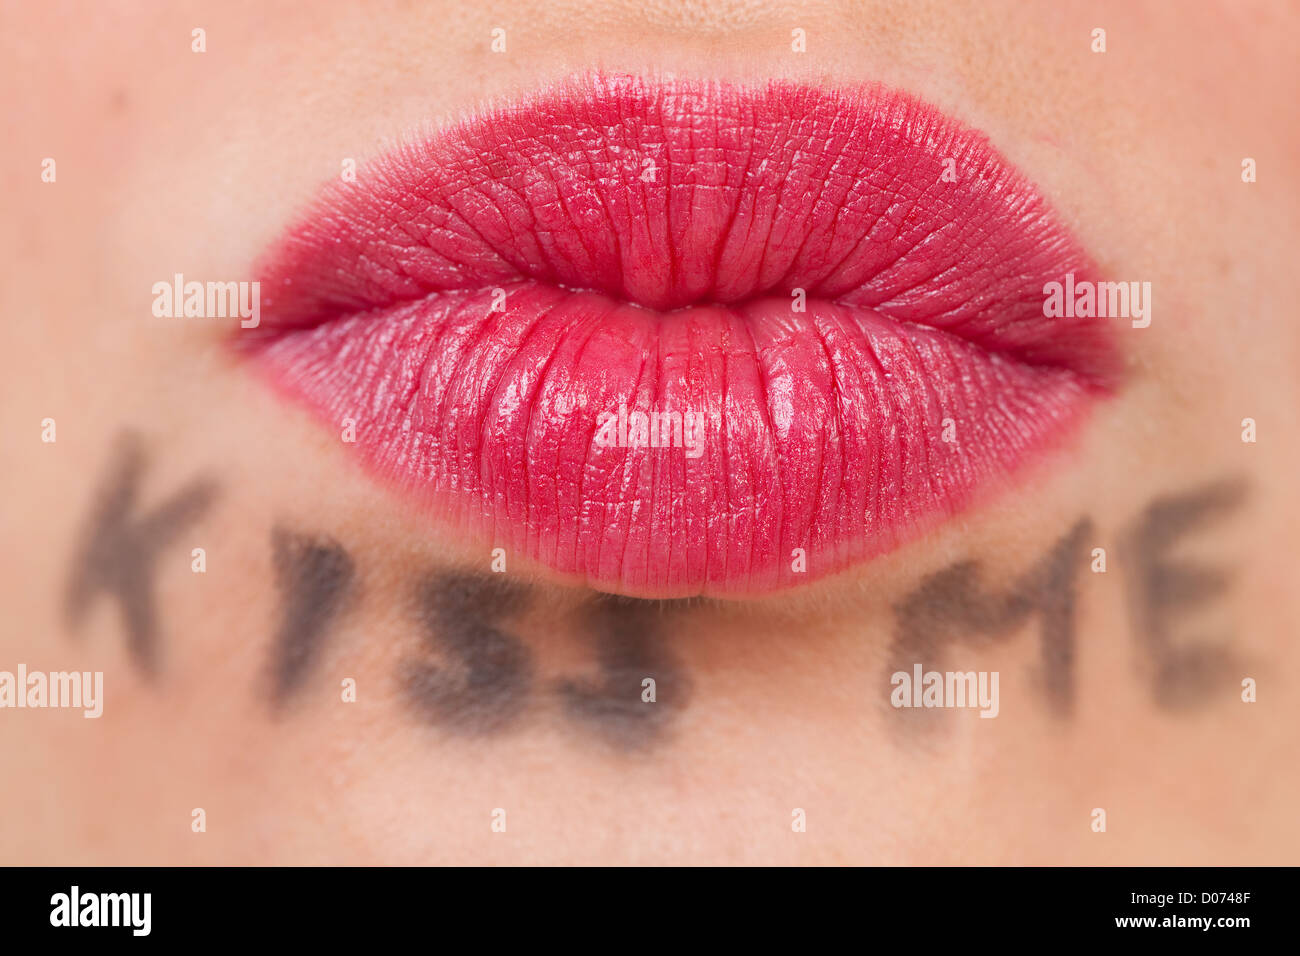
[247,76,1117,597]
[253,280,1100,596]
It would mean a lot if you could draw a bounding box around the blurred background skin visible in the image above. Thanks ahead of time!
[0,0,1296,864]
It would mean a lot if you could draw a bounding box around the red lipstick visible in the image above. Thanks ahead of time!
[245,74,1119,597]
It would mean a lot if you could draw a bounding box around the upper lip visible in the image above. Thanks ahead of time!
[244,73,1121,597]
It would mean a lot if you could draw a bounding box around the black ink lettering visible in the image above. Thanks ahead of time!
[557,595,692,750]
[270,528,355,704]
[65,432,217,675]
[1124,478,1247,709]
[402,572,534,734]
[890,518,1092,724]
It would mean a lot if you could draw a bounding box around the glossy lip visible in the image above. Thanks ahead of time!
[243,73,1120,598]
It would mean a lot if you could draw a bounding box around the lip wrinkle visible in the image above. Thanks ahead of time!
[621,319,655,590]
[562,313,602,576]
[643,316,667,590]
[592,303,631,582]
[522,298,575,559]
[818,309,855,550]
[734,312,764,591]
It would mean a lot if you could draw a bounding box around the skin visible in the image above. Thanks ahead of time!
[1,0,1296,864]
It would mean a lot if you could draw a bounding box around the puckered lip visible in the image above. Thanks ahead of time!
[241,72,1121,598]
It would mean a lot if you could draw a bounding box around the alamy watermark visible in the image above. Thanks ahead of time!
[0,665,103,718]
[152,273,260,328]
[50,886,150,936]
[890,664,999,718]
[593,403,707,459]
[1043,273,1151,328]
